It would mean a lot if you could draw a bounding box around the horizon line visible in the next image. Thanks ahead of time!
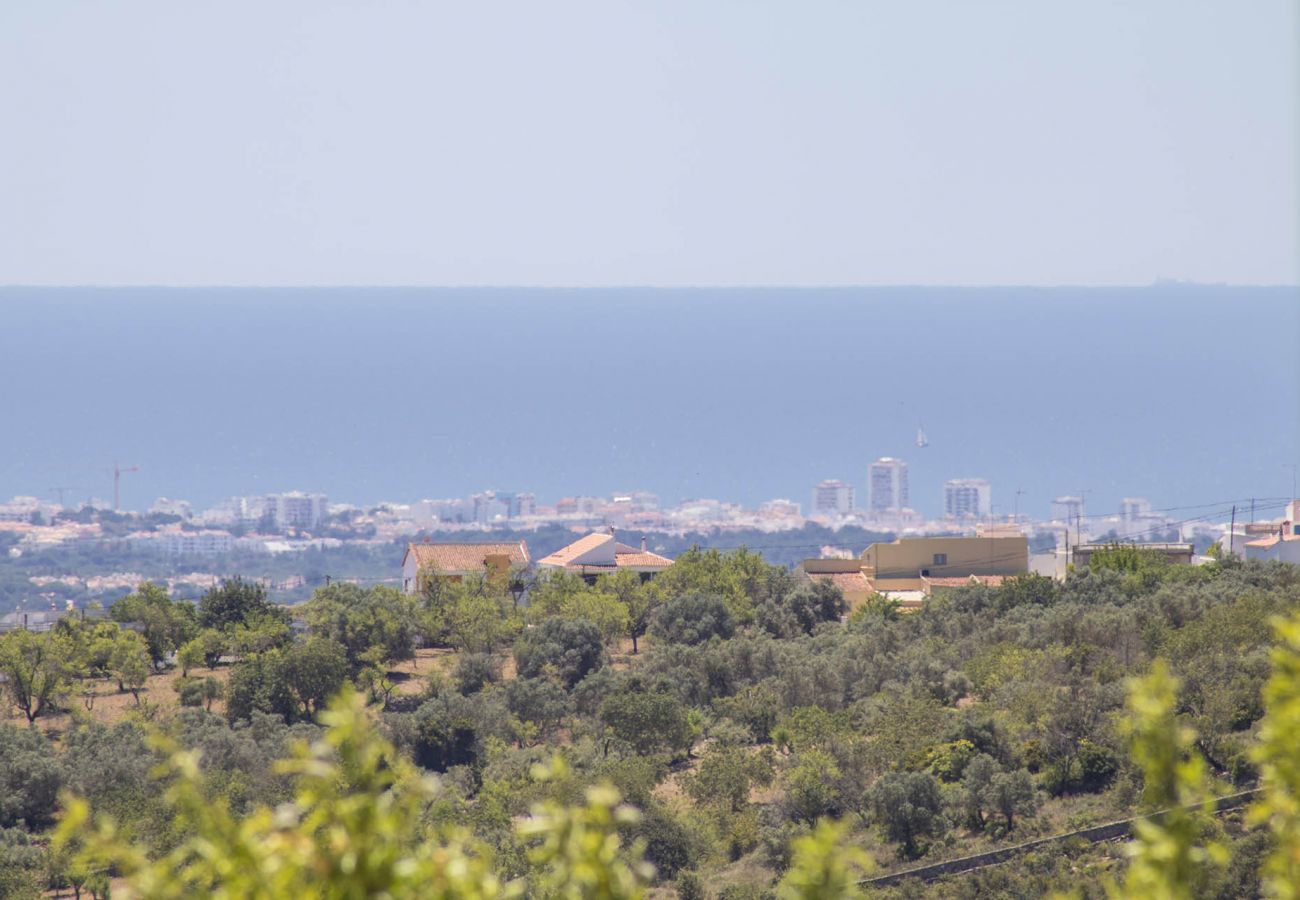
[2,281,1297,291]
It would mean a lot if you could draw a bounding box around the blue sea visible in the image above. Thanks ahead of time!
[0,286,1296,521]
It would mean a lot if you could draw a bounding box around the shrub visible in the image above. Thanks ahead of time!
[513,618,606,689]
[454,653,502,695]
[650,595,735,646]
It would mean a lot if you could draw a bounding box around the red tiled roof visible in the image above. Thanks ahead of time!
[539,533,609,567]
[612,547,674,569]
[538,533,673,570]
[809,572,872,593]
[404,541,529,574]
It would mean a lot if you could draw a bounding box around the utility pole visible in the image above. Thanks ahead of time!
[1229,504,1236,557]
[1014,488,1025,523]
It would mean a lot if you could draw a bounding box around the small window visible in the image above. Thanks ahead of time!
[933,553,947,565]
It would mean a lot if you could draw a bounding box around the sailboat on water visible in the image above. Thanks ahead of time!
[915,425,928,448]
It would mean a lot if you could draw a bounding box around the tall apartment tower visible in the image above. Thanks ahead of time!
[1051,496,1085,524]
[945,479,991,519]
[869,457,909,513]
[1119,497,1152,521]
[812,479,855,516]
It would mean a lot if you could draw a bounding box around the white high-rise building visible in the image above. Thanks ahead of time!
[1051,495,1085,524]
[945,479,991,519]
[812,479,855,516]
[869,458,909,514]
[1119,497,1152,522]
[268,492,329,530]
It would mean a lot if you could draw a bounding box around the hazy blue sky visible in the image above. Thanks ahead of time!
[2,1,1296,286]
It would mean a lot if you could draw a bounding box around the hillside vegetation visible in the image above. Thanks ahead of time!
[2,548,1299,898]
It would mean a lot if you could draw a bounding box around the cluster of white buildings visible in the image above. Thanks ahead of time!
[195,491,329,532]
[372,488,805,536]
[810,458,992,528]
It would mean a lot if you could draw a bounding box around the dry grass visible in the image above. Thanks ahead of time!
[3,664,236,743]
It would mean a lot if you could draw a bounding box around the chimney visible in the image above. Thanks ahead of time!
[641,535,647,552]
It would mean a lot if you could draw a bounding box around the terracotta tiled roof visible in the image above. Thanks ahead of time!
[538,533,673,570]
[539,533,610,567]
[612,547,674,569]
[809,572,872,593]
[404,541,529,574]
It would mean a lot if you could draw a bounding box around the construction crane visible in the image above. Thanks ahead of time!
[112,463,139,512]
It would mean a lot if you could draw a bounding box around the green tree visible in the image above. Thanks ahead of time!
[602,570,662,654]
[1250,612,1300,897]
[110,581,198,670]
[649,594,735,646]
[198,577,288,631]
[959,753,998,830]
[109,632,151,703]
[776,818,873,900]
[0,826,46,900]
[870,771,944,859]
[651,547,784,625]
[60,689,653,899]
[176,675,223,711]
[519,758,653,899]
[785,582,847,635]
[685,746,774,813]
[600,684,693,757]
[527,571,628,645]
[177,637,204,677]
[0,629,79,723]
[198,627,229,669]
[303,583,419,670]
[282,638,349,718]
[81,621,126,678]
[1118,660,1225,897]
[445,589,521,655]
[225,650,297,722]
[785,751,843,826]
[0,723,63,828]
[987,769,1037,832]
[514,618,606,689]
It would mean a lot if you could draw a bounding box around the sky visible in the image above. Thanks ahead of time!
[1,1,1297,287]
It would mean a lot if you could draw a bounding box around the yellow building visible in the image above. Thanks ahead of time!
[860,534,1028,592]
